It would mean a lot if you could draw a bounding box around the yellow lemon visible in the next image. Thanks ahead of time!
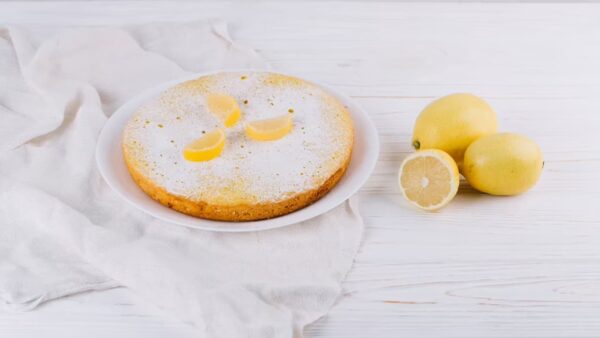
[463,133,543,195]
[412,93,498,170]
[206,93,241,128]
[245,114,293,141]
[183,128,225,162]
[398,149,460,211]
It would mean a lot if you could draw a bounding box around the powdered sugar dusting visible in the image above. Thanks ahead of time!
[123,72,353,204]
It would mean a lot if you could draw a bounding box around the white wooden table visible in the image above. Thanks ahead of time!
[2,1,600,337]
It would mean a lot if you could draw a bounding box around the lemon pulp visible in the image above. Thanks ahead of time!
[398,149,459,210]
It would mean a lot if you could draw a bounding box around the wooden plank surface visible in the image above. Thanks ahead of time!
[1,2,600,337]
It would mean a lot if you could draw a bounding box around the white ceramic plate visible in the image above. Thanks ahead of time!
[96,70,379,232]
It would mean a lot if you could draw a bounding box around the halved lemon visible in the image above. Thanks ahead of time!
[245,114,293,141]
[206,93,241,128]
[398,149,459,211]
[183,129,225,162]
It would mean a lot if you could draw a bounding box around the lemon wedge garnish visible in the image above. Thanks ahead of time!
[206,93,241,128]
[183,129,225,162]
[245,114,293,141]
[398,149,459,211]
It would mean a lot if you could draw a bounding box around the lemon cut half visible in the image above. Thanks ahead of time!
[183,129,225,162]
[398,149,459,211]
[245,114,293,141]
[206,93,241,128]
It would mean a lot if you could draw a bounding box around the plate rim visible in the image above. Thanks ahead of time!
[95,69,379,232]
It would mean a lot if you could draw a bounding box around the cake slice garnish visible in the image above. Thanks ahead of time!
[245,114,293,141]
[183,128,225,162]
[206,93,241,128]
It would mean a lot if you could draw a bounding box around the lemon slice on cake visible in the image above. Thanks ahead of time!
[183,129,225,162]
[206,93,241,128]
[398,149,459,211]
[245,114,293,141]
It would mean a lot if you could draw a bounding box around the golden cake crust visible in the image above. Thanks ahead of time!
[124,149,351,221]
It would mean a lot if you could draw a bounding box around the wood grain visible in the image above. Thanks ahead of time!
[1,2,599,337]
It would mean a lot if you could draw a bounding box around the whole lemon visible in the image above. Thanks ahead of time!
[463,133,543,195]
[412,93,498,170]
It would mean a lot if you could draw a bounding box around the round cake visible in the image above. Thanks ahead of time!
[122,71,354,221]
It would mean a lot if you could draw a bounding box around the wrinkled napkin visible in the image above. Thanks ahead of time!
[0,21,363,338]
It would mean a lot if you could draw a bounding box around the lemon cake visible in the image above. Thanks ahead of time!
[122,72,354,221]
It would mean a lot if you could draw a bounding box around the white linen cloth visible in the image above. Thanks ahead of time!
[0,21,364,338]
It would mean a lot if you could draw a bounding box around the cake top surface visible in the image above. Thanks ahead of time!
[122,71,354,205]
